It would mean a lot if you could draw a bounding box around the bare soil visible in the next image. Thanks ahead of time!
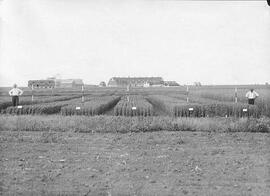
[0,130,270,196]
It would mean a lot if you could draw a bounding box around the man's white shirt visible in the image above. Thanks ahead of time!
[245,91,259,99]
[9,88,23,96]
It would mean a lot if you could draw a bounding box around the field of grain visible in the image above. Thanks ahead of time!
[0,85,270,195]
[1,85,269,117]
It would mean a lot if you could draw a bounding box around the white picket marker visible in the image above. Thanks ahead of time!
[17,105,22,109]
[186,85,189,103]
[243,108,248,112]
[189,108,194,111]
[76,107,81,110]
[81,85,84,103]
[132,107,137,110]
[31,84,34,102]
[234,87,238,103]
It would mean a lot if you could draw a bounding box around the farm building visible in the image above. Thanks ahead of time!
[108,77,164,87]
[28,80,55,88]
[55,79,84,88]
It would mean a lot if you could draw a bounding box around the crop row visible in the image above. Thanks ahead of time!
[61,96,120,116]
[114,95,154,116]
[0,95,83,111]
[1,97,88,115]
[147,95,260,118]
[189,88,270,117]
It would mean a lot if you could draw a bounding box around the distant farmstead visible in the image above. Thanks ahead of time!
[55,79,84,88]
[108,77,164,87]
[28,80,55,88]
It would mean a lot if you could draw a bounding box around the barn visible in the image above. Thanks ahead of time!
[55,79,84,88]
[107,77,164,87]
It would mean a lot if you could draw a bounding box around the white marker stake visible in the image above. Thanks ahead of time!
[132,107,137,110]
[76,107,81,110]
[189,108,194,111]
[186,85,189,103]
[17,106,22,109]
[31,84,34,102]
[243,108,248,112]
[235,87,238,103]
[82,85,84,103]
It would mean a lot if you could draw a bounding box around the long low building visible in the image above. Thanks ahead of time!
[108,77,164,87]
[28,78,84,88]
[28,80,55,88]
[55,79,84,88]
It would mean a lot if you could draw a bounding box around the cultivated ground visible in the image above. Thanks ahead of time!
[1,130,270,196]
[1,86,269,195]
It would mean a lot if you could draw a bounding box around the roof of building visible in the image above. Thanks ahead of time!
[111,77,163,80]
[109,77,163,83]
[56,79,84,84]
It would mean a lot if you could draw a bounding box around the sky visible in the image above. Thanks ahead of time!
[0,0,269,87]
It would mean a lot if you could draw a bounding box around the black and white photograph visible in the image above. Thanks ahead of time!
[0,0,270,195]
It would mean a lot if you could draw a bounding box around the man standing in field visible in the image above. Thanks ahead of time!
[9,84,23,106]
[245,89,259,105]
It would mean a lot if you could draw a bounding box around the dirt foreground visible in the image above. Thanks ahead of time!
[1,130,270,196]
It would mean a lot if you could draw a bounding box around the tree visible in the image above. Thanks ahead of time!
[99,81,106,87]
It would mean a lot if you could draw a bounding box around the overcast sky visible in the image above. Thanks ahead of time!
[0,0,269,86]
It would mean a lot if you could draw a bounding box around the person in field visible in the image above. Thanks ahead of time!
[9,84,23,106]
[245,89,259,105]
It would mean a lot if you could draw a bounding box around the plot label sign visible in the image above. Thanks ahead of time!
[132,107,137,110]
[243,108,248,112]
[189,108,194,111]
[76,107,81,110]
[17,106,22,109]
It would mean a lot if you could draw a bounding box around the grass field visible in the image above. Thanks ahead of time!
[0,85,270,195]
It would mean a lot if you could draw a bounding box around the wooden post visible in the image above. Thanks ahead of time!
[234,87,238,103]
[82,85,84,103]
[127,83,130,102]
[186,85,189,103]
[31,85,34,103]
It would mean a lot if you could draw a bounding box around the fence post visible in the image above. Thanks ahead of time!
[82,85,84,103]
[31,84,34,104]
[234,87,238,103]
[186,85,189,103]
